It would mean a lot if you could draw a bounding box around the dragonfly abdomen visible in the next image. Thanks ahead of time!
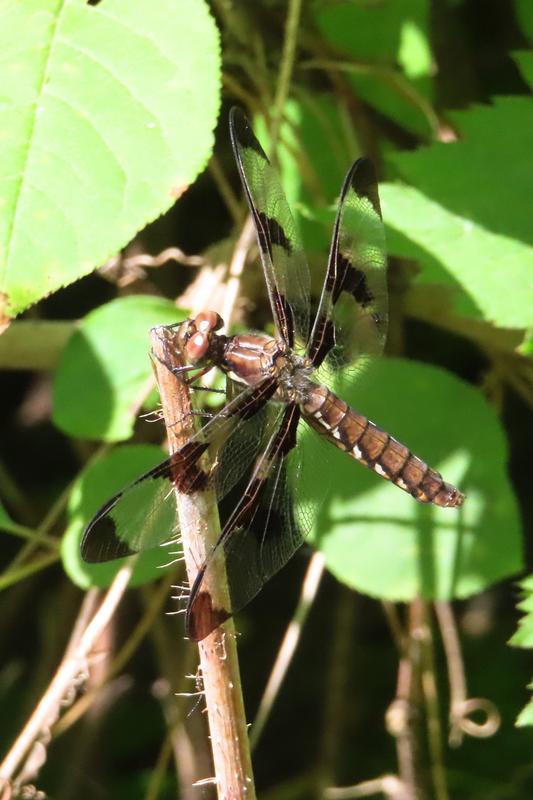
[301,383,464,508]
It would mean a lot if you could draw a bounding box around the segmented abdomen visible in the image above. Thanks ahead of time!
[301,384,464,508]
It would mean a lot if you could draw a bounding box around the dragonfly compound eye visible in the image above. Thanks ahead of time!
[186,332,210,362]
[195,310,224,333]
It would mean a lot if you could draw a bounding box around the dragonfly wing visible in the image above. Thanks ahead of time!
[308,157,388,374]
[186,403,311,640]
[230,107,310,353]
[81,377,280,563]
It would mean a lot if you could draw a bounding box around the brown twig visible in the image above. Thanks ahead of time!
[150,326,256,800]
[0,570,131,794]
[385,599,431,800]
[324,775,409,799]
[417,603,449,800]
[434,601,500,746]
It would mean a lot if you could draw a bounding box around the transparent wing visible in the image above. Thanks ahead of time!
[307,157,388,379]
[81,377,282,563]
[230,107,310,353]
[186,404,315,640]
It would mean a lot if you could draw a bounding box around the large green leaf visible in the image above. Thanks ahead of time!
[313,0,434,137]
[0,0,220,319]
[53,295,184,441]
[383,98,533,328]
[304,358,522,600]
[63,444,177,589]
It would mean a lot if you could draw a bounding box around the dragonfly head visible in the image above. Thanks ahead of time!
[177,311,226,365]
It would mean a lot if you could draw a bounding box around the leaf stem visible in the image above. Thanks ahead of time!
[270,0,304,149]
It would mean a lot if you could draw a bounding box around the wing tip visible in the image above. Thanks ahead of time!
[80,510,136,563]
[229,105,269,162]
[344,157,382,219]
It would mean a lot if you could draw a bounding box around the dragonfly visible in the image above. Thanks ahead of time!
[81,107,465,641]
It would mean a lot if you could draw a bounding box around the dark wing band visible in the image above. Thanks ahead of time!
[307,157,388,372]
[230,107,310,353]
[186,402,304,640]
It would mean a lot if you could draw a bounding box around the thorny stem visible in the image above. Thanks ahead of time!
[149,610,207,800]
[150,326,256,800]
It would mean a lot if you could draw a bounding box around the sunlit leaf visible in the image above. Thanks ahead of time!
[63,445,177,589]
[0,0,220,318]
[398,19,433,79]
[304,358,522,600]
[383,98,533,328]
[53,296,184,441]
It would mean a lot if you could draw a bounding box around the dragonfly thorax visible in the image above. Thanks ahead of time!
[218,329,312,394]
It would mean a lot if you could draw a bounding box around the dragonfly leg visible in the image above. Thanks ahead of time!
[190,385,226,395]
[151,349,213,384]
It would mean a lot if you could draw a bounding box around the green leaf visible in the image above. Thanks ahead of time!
[53,296,184,441]
[514,0,533,42]
[62,444,176,589]
[519,329,533,356]
[513,51,533,88]
[0,0,221,318]
[384,98,533,328]
[516,696,533,728]
[304,358,522,601]
[510,577,533,725]
[314,0,434,136]
[397,18,432,79]
[510,578,533,648]
[0,320,73,370]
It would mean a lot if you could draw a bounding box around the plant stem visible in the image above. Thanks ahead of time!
[150,326,256,800]
[270,0,303,149]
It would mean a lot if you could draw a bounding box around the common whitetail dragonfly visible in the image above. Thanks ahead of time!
[82,108,464,640]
